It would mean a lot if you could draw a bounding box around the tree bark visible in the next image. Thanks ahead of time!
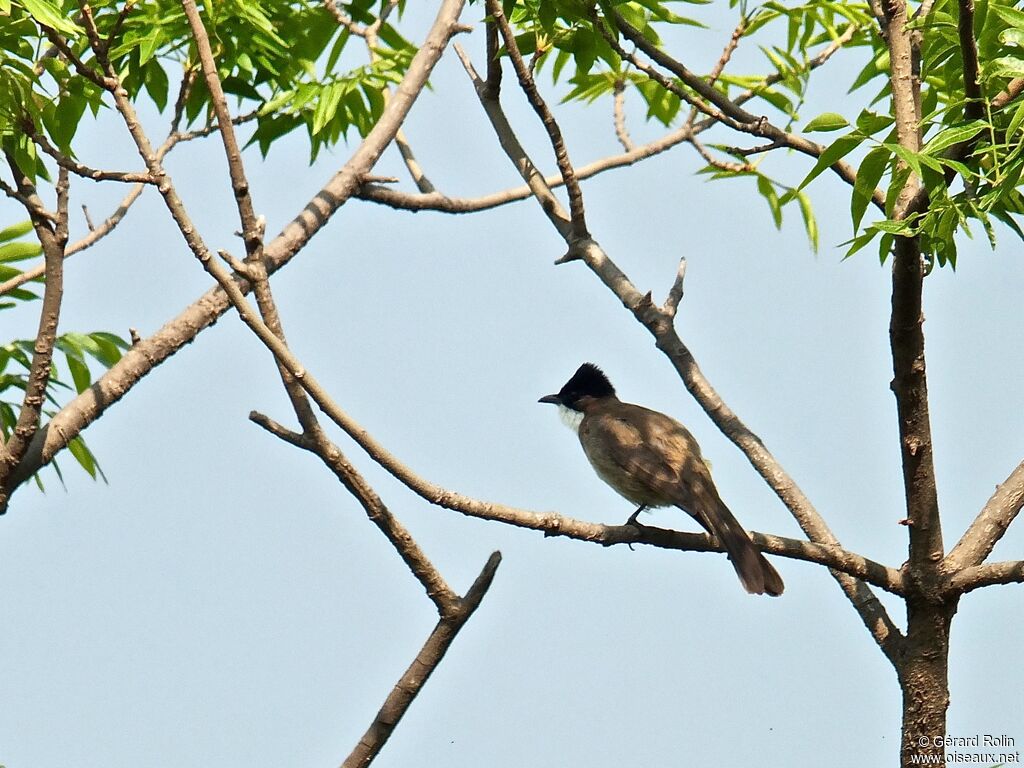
[900,599,957,767]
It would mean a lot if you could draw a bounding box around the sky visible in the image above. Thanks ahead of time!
[2,3,1023,767]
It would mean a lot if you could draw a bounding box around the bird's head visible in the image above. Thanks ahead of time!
[538,363,616,417]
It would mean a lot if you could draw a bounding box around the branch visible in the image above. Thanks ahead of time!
[7,0,470,494]
[946,459,1024,571]
[612,80,634,152]
[486,0,589,240]
[251,412,465,613]
[0,156,67,504]
[256,401,903,592]
[957,0,983,122]
[25,121,155,184]
[0,114,259,298]
[947,560,1024,595]
[181,0,263,258]
[452,43,571,237]
[342,551,501,768]
[884,1,942,582]
[357,122,693,215]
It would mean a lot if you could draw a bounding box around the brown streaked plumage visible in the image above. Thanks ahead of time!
[540,363,784,597]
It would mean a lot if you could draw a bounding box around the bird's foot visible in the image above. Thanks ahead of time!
[625,505,648,528]
[624,506,648,551]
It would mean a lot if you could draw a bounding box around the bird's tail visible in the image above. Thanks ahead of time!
[693,500,784,597]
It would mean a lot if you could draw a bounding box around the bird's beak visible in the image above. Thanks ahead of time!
[538,394,561,405]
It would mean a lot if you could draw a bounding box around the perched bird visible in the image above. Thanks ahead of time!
[539,363,783,596]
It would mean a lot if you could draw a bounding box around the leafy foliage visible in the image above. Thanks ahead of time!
[487,0,1024,263]
[0,0,417,169]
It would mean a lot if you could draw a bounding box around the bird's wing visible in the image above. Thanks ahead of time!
[581,404,713,514]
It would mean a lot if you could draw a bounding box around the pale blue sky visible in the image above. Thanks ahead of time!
[2,3,1023,767]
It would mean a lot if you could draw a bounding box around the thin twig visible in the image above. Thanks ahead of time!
[342,552,501,768]
[486,0,589,240]
[251,412,463,612]
[452,43,571,237]
[181,0,263,259]
[358,123,694,215]
[612,80,634,152]
[663,256,686,319]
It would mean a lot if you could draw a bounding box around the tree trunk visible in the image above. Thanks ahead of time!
[900,598,958,767]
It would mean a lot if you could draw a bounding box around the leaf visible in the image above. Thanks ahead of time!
[871,219,914,234]
[855,110,893,135]
[0,221,33,243]
[65,352,91,393]
[852,146,890,232]
[798,134,863,190]
[67,435,99,480]
[18,0,82,35]
[841,228,879,259]
[921,120,986,156]
[1007,99,1024,139]
[988,56,1024,79]
[0,241,42,263]
[756,175,782,228]
[803,112,850,132]
[796,190,818,252]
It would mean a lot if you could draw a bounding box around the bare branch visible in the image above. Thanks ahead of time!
[452,43,571,237]
[250,412,463,612]
[357,123,693,214]
[947,560,1024,595]
[26,121,155,184]
[486,0,589,240]
[457,45,904,662]
[38,24,109,89]
[612,80,634,152]
[342,551,501,768]
[706,15,746,88]
[663,256,686,319]
[882,1,942,581]
[181,0,263,259]
[946,460,1024,571]
[993,77,1024,109]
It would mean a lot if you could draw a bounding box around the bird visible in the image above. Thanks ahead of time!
[539,363,784,596]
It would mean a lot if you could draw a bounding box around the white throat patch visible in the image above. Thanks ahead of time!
[557,404,584,433]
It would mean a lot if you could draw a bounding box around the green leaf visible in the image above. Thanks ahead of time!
[803,112,850,132]
[17,0,82,35]
[756,175,782,228]
[796,190,818,252]
[798,134,863,190]
[841,228,879,259]
[921,120,986,156]
[852,146,890,232]
[872,219,914,234]
[856,110,894,135]
[1007,99,1024,139]
[988,56,1024,79]
[0,221,33,243]
[0,241,42,263]
[67,435,99,480]
[65,352,91,393]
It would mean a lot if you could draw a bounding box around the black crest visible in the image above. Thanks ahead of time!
[558,363,616,404]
